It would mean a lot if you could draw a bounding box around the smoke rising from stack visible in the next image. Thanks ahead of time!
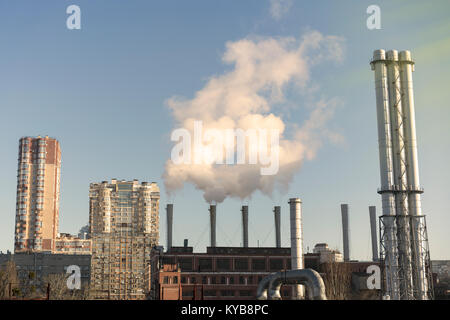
[163,31,344,203]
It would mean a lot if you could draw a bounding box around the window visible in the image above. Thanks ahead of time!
[220,290,235,297]
[269,259,283,271]
[182,289,193,297]
[252,258,266,271]
[204,290,216,297]
[220,276,226,284]
[202,276,208,284]
[229,276,234,285]
[173,276,178,284]
[216,258,231,271]
[239,276,246,285]
[190,277,197,284]
[234,258,249,271]
[240,290,252,297]
[198,258,212,271]
[178,258,193,272]
[162,257,175,265]
[163,276,169,284]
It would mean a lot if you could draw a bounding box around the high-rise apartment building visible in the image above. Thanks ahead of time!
[15,136,61,253]
[89,179,160,299]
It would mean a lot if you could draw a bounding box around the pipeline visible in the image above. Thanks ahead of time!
[256,269,327,300]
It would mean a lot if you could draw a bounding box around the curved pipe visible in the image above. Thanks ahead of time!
[257,269,327,300]
[256,274,273,300]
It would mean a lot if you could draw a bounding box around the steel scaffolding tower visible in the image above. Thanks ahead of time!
[371,49,432,300]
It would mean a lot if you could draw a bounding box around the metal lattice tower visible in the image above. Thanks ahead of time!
[371,49,432,300]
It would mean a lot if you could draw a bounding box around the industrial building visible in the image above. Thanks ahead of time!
[148,245,305,300]
[148,200,380,300]
[89,179,160,300]
[0,251,91,289]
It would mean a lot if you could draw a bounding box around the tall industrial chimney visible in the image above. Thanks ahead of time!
[274,206,281,248]
[369,206,379,262]
[241,205,249,248]
[371,49,431,299]
[341,204,350,262]
[289,198,304,299]
[209,205,216,247]
[166,204,173,251]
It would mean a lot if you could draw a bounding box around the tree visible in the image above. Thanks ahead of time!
[0,261,19,299]
[321,260,352,300]
[43,273,72,300]
[19,270,44,299]
[42,273,91,300]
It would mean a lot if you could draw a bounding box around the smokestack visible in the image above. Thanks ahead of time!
[209,204,216,247]
[371,49,400,299]
[289,198,304,299]
[166,204,173,251]
[369,206,379,262]
[341,204,350,262]
[241,205,249,248]
[274,206,281,248]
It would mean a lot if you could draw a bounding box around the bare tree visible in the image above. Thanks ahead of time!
[42,273,91,300]
[0,261,19,299]
[321,260,352,300]
[43,273,72,300]
[19,271,46,299]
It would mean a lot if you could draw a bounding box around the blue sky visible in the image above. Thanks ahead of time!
[0,0,449,260]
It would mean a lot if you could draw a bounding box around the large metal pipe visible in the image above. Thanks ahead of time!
[288,198,304,299]
[241,205,248,248]
[369,206,379,262]
[209,204,216,247]
[386,50,414,299]
[399,50,428,299]
[256,269,327,300]
[166,204,173,251]
[341,204,350,262]
[274,206,281,248]
[371,49,400,299]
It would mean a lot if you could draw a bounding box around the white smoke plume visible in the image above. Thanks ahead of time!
[163,31,344,203]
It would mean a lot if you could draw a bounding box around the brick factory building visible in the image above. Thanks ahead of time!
[148,245,321,300]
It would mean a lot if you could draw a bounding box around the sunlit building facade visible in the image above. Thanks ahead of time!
[14,136,61,253]
[89,179,160,299]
